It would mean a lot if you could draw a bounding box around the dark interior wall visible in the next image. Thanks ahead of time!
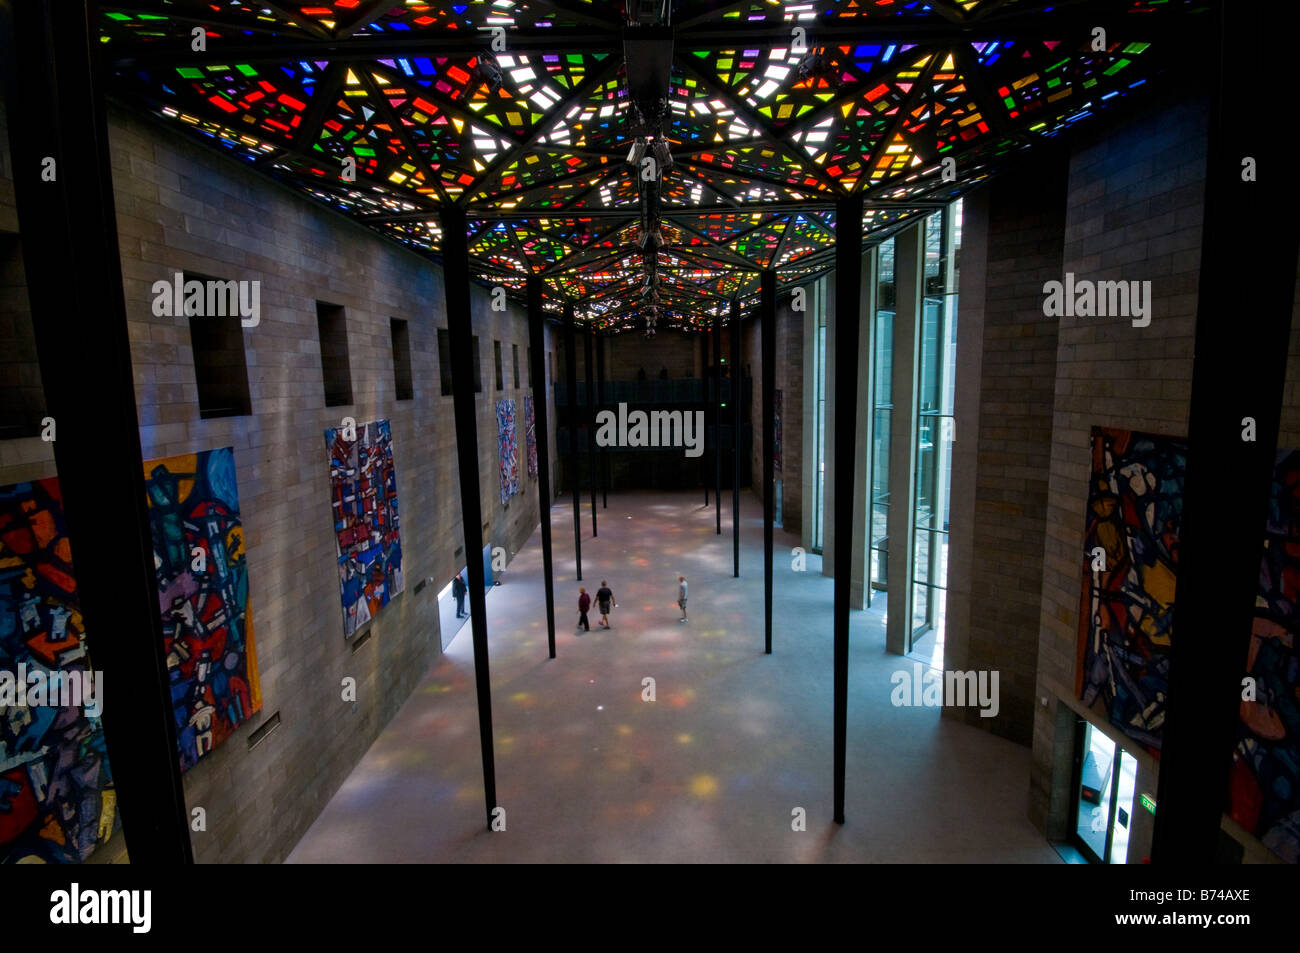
[604,327,698,380]
[944,152,1068,747]
[1030,93,1209,847]
[0,232,41,439]
[744,300,804,535]
[0,101,553,863]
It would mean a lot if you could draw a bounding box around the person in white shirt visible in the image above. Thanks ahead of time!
[677,575,688,622]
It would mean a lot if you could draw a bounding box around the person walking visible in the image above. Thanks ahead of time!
[595,580,615,629]
[677,575,688,622]
[577,587,591,632]
[452,572,467,618]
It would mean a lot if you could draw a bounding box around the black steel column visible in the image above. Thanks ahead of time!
[703,325,710,505]
[1152,1,1298,863]
[715,317,722,534]
[584,328,597,537]
[761,270,776,655]
[527,277,556,659]
[564,304,582,581]
[595,331,607,508]
[0,0,192,863]
[439,204,498,828]
[832,194,864,825]
[731,299,741,578]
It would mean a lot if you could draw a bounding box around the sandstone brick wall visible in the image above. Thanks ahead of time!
[945,152,1067,745]
[0,102,555,863]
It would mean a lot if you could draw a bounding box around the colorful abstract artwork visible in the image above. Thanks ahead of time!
[143,448,261,772]
[1229,447,1300,862]
[498,399,520,503]
[774,388,783,473]
[324,419,403,638]
[0,478,115,863]
[1076,426,1186,755]
[524,395,538,479]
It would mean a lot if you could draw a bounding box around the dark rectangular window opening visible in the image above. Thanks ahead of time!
[188,271,252,419]
[391,317,413,401]
[527,347,532,388]
[0,233,45,439]
[494,339,504,391]
[512,343,520,389]
[437,328,453,396]
[317,302,353,407]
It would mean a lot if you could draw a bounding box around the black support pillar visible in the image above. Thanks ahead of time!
[0,0,192,863]
[564,304,582,581]
[703,324,710,505]
[761,269,775,655]
[731,299,741,578]
[595,332,607,508]
[584,328,597,538]
[526,277,556,659]
[832,194,864,825]
[715,317,722,534]
[1152,1,1298,863]
[439,204,498,829]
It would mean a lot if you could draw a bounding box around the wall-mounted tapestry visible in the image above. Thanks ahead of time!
[324,418,403,638]
[1230,447,1300,862]
[498,399,520,503]
[0,477,115,863]
[1076,426,1186,755]
[524,395,538,479]
[774,388,783,473]
[143,447,261,772]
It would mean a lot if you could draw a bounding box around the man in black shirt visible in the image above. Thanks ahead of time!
[451,572,467,618]
[595,580,615,629]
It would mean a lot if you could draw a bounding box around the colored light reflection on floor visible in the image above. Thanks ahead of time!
[289,490,1060,864]
[689,775,720,799]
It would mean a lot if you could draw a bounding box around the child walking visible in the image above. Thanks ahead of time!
[577,587,591,632]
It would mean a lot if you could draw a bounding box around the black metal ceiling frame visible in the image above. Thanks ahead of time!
[105,4,1204,68]
[96,1,1205,329]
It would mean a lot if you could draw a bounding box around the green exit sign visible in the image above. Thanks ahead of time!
[1140,793,1157,815]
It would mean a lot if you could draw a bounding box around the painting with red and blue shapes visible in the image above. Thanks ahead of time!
[498,399,520,503]
[324,418,403,638]
[143,447,261,773]
[1076,426,1186,756]
[1231,447,1300,862]
[524,395,538,479]
[0,477,116,863]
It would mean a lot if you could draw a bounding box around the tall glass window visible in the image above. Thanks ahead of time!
[910,201,961,655]
[869,238,896,605]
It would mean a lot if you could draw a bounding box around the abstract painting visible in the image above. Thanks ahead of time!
[524,395,538,479]
[1229,447,1300,862]
[324,418,403,638]
[774,388,783,473]
[497,399,520,504]
[1076,426,1186,755]
[143,448,261,772]
[0,477,115,863]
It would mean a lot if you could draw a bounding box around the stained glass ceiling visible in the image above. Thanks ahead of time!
[101,0,1206,332]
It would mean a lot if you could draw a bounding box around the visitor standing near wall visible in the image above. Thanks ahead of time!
[596,581,615,629]
[678,575,688,622]
[452,572,467,618]
[577,587,591,632]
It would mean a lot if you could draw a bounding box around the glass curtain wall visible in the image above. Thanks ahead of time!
[910,201,961,653]
[812,276,827,553]
[869,238,896,606]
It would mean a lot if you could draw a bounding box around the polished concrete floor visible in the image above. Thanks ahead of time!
[288,489,1060,863]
